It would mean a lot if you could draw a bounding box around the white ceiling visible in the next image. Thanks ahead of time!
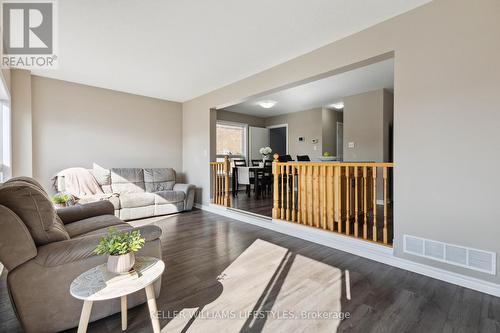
[33,0,429,102]
[223,58,394,117]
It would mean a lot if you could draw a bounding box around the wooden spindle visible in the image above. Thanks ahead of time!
[219,164,223,205]
[334,166,342,233]
[211,165,215,203]
[321,166,327,229]
[345,166,350,235]
[297,165,302,223]
[363,166,368,239]
[307,166,313,226]
[215,164,218,204]
[301,165,307,224]
[354,166,359,238]
[327,166,334,231]
[313,166,320,227]
[280,164,285,220]
[272,154,280,219]
[372,166,377,241]
[292,166,296,222]
[383,167,388,244]
[224,156,230,207]
[286,165,290,221]
[215,164,219,205]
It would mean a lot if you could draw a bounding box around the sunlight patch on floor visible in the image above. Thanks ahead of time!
[161,239,344,333]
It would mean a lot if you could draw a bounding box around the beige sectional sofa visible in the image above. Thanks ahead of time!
[0,177,163,333]
[58,167,195,220]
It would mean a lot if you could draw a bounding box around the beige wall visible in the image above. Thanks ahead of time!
[343,89,391,162]
[31,76,183,190]
[383,90,394,162]
[183,0,500,283]
[264,108,323,160]
[11,69,32,177]
[217,109,265,127]
[322,108,343,156]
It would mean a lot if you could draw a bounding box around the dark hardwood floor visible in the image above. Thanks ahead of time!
[1,209,499,332]
[230,191,273,217]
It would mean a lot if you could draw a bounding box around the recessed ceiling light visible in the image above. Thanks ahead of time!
[257,100,277,109]
[330,102,344,110]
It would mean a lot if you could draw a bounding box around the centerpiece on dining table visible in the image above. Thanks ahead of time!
[259,146,273,167]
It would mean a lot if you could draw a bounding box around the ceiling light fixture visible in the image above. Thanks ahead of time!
[257,100,277,109]
[330,102,344,110]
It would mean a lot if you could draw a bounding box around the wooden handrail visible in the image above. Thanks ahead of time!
[210,156,231,207]
[273,161,394,167]
[272,153,394,246]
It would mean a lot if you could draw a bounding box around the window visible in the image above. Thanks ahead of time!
[0,101,11,182]
[216,122,247,159]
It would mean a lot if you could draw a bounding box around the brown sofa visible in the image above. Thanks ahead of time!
[0,177,163,333]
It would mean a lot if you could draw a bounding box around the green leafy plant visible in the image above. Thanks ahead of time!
[51,193,71,204]
[94,227,146,256]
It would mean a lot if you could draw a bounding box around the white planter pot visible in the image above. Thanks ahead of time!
[107,253,135,274]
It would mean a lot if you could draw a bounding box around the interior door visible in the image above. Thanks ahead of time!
[270,126,287,156]
[249,127,270,161]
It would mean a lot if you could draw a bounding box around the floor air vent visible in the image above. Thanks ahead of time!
[404,235,496,275]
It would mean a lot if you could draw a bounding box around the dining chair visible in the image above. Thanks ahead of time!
[296,155,310,161]
[233,159,256,197]
[278,155,294,162]
[233,159,247,167]
[251,159,261,166]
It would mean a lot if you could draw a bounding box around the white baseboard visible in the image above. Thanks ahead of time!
[194,203,500,297]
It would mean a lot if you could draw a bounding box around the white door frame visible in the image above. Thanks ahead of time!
[266,124,289,155]
[336,122,343,160]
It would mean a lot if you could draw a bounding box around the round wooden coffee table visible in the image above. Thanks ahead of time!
[70,256,165,333]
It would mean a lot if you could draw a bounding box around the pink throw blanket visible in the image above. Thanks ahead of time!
[56,167,104,199]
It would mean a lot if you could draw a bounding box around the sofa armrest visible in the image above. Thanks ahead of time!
[0,205,37,271]
[34,225,162,267]
[173,183,195,210]
[57,200,115,224]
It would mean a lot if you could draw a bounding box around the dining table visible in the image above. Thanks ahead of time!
[232,166,268,199]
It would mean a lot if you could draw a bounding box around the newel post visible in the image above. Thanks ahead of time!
[272,153,280,219]
[223,155,230,207]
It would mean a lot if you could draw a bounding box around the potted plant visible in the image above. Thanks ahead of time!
[50,193,71,209]
[94,227,146,274]
[259,146,273,165]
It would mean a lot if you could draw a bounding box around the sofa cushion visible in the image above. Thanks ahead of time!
[0,181,70,246]
[76,224,162,242]
[36,225,162,267]
[144,168,175,192]
[119,206,155,220]
[65,214,123,238]
[111,168,145,194]
[90,168,112,194]
[74,224,132,238]
[154,190,186,204]
[77,195,120,210]
[119,192,156,208]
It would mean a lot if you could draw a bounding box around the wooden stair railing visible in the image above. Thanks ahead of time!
[272,153,394,246]
[210,156,231,207]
